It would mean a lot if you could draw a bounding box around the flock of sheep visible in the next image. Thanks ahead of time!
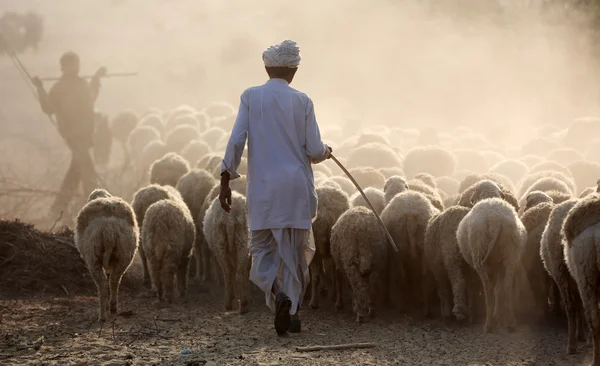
[72,103,600,365]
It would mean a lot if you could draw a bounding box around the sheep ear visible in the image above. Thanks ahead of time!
[469,193,476,206]
[500,191,506,200]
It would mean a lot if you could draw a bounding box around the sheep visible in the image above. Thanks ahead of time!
[139,141,168,181]
[452,149,489,173]
[530,161,572,177]
[417,126,440,146]
[436,176,460,197]
[164,125,201,154]
[423,206,474,322]
[403,146,456,178]
[457,180,520,212]
[75,191,139,321]
[230,175,247,196]
[518,171,576,198]
[489,159,529,186]
[414,173,437,189]
[196,152,223,171]
[165,114,198,133]
[88,187,112,201]
[568,160,600,196]
[347,167,386,190]
[212,158,247,179]
[317,179,343,191]
[521,138,559,157]
[520,154,545,169]
[540,199,586,355]
[383,176,409,205]
[356,132,391,147]
[444,194,459,208]
[563,193,600,365]
[194,111,211,130]
[142,199,195,303]
[518,177,574,213]
[458,173,516,196]
[350,187,386,215]
[562,116,600,152]
[199,127,227,150]
[203,100,236,119]
[581,187,596,198]
[309,185,351,309]
[519,192,555,322]
[127,126,161,161]
[330,176,355,196]
[312,163,332,177]
[346,142,402,170]
[330,206,388,323]
[482,150,505,167]
[149,152,191,187]
[202,191,250,313]
[131,184,184,286]
[166,104,196,123]
[457,197,526,333]
[138,113,165,137]
[548,148,585,166]
[110,110,138,145]
[381,191,439,312]
[407,179,445,211]
[378,167,404,179]
[180,140,211,166]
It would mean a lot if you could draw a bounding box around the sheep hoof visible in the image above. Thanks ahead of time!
[309,301,318,310]
[356,314,364,324]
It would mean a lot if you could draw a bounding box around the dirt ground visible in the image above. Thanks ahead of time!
[0,279,593,366]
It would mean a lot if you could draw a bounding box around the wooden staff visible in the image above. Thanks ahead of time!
[330,154,399,253]
[39,72,138,81]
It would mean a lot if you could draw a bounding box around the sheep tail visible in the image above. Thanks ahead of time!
[482,220,503,265]
[102,227,117,269]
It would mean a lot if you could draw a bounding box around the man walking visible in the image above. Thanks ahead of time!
[219,40,332,336]
[31,51,106,217]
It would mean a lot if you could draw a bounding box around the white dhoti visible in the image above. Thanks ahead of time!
[249,228,315,315]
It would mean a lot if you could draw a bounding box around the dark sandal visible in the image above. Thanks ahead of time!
[275,292,292,336]
[289,318,301,333]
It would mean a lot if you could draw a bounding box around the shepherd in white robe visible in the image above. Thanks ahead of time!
[219,40,332,336]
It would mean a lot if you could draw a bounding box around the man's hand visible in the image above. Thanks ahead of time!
[219,171,232,213]
[325,145,333,159]
[94,67,108,79]
[31,76,43,90]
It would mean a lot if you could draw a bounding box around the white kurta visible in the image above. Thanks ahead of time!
[221,78,328,315]
[221,78,329,231]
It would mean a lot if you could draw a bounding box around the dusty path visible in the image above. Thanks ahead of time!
[0,282,592,366]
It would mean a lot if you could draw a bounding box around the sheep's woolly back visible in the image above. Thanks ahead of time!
[406,179,444,211]
[530,161,571,177]
[520,177,574,206]
[142,199,196,267]
[181,140,211,166]
[138,113,164,137]
[436,176,460,196]
[213,158,248,179]
[383,176,409,205]
[381,191,440,245]
[523,191,554,213]
[518,171,576,198]
[330,206,387,280]
[350,187,386,214]
[521,201,555,235]
[313,186,351,255]
[131,184,182,226]
[127,126,161,159]
[76,197,138,242]
[580,187,595,198]
[378,167,405,179]
[356,133,391,147]
[140,140,168,172]
[545,190,573,205]
[202,191,249,266]
[347,142,402,170]
[318,179,343,191]
[110,110,138,143]
[199,127,227,150]
[444,194,459,208]
[520,155,545,169]
[563,193,600,246]
[457,197,526,269]
[521,138,558,157]
[176,169,216,219]
[166,114,198,133]
[540,199,578,277]
[414,173,437,189]
[458,180,503,206]
[149,152,191,187]
[452,149,489,173]
[458,173,516,195]
[196,153,223,171]
[330,176,355,196]
[347,167,386,190]
[312,163,332,177]
[165,125,201,153]
[230,176,247,196]
[567,160,600,196]
[482,150,505,167]
[547,148,584,166]
[88,189,112,202]
[403,146,456,179]
[489,159,529,185]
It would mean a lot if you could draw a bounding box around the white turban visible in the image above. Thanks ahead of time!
[262,40,301,68]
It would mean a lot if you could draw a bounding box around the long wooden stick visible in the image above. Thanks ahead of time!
[296,342,376,352]
[329,154,399,253]
[40,72,138,81]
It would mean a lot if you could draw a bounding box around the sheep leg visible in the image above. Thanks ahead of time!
[432,267,452,322]
[581,281,600,366]
[160,261,177,304]
[368,270,380,319]
[479,269,496,333]
[217,254,234,311]
[148,255,163,301]
[193,234,203,280]
[237,255,251,314]
[200,239,211,282]
[177,256,190,299]
[557,274,579,354]
[551,281,564,317]
[108,269,124,314]
[575,287,587,342]
[309,253,321,310]
[334,265,344,311]
[138,246,151,288]
[447,260,468,322]
[90,265,109,322]
[346,268,368,323]
[502,269,517,333]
